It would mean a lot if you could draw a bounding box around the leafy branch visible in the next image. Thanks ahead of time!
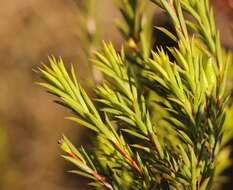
[37,0,233,190]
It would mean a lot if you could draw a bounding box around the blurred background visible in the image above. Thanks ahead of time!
[0,0,232,190]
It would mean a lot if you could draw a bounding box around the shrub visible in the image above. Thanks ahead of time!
[37,0,233,189]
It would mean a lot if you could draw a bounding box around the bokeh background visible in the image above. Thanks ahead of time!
[0,0,232,190]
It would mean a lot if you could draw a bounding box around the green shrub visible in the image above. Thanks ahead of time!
[37,0,233,189]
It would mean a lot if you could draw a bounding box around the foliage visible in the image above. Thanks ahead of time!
[37,0,233,189]
[76,0,102,84]
[0,125,7,189]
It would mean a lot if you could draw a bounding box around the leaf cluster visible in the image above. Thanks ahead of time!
[37,0,233,190]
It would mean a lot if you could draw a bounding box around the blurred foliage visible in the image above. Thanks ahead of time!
[76,0,103,86]
[0,125,7,189]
